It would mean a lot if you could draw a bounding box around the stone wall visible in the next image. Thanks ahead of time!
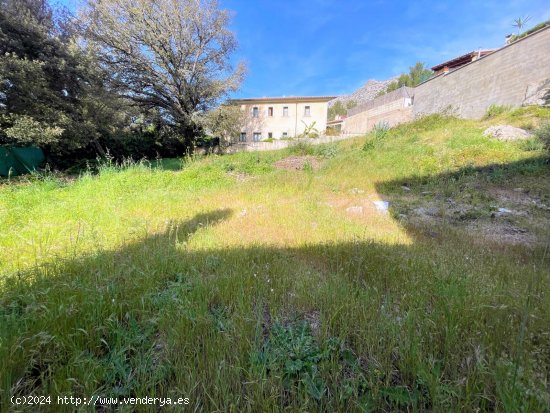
[413,26,550,119]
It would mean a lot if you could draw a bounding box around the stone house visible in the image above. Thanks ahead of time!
[231,96,335,142]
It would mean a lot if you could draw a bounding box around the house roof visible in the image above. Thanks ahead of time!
[231,96,337,104]
[327,118,344,126]
[431,49,497,71]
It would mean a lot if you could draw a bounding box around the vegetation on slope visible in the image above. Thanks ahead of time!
[1,107,549,412]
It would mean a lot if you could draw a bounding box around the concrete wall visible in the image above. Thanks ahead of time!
[343,87,414,136]
[236,99,330,141]
[225,134,352,153]
[413,27,550,119]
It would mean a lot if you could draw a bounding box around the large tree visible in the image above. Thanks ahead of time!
[80,0,245,147]
[0,0,126,161]
[379,62,432,96]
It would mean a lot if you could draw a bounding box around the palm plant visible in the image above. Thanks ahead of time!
[513,16,531,35]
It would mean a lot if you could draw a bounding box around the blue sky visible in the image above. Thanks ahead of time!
[60,0,550,98]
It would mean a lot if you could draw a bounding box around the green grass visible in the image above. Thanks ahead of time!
[1,108,550,412]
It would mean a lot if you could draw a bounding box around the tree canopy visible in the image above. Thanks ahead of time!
[0,0,245,166]
[80,0,245,145]
[379,62,432,96]
[328,100,357,121]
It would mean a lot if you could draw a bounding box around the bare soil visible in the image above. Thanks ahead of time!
[274,156,321,171]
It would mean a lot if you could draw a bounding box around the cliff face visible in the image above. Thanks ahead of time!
[328,78,397,108]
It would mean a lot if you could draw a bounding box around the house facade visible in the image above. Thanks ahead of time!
[231,96,335,142]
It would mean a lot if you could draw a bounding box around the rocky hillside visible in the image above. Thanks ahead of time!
[328,78,397,108]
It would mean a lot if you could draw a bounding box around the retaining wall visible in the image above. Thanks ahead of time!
[413,27,550,119]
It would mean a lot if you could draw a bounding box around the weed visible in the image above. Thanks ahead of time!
[1,106,549,412]
[519,137,545,152]
[251,320,340,401]
[362,121,390,151]
[483,104,512,119]
[534,120,550,150]
[314,143,339,159]
[289,141,315,156]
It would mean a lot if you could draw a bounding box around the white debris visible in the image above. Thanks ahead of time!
[373,200,389,212]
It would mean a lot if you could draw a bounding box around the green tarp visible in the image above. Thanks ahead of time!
[0,146,45,177]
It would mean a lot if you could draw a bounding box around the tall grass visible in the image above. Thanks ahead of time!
[1,107,549,412]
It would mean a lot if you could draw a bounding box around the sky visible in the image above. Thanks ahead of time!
[59,0,550,99]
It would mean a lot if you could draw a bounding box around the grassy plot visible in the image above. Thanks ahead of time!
[1,109,549,412]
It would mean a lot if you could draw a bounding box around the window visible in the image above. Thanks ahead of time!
[268,132,273,139]
[304,106,311,117]
[268,107,273,117]
[282,132,288,138]
[283,106,289,117]
[253,132,261,142]
[239,132,247,142]
[252,107,259,117]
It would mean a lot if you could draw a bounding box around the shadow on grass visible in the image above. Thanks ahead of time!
[1,159,549,412]
[377,156,549,194]
[375,156,550,248]
[150,158,185,171]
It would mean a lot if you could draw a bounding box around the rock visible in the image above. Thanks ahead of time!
[483,125,532,141]
[346,206,363,214]
[421,191,432,196]
[401,185,411,191]
[415,206,439,217]
[328,78,398,108]
[522,79,550,107]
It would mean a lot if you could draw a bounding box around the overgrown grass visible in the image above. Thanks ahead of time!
[1,108,549,412]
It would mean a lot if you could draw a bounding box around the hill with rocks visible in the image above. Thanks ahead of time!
[329,78,397,108]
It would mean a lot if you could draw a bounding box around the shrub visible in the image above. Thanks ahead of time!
[300,121,319,139]
[508,20,550,43]
[372,121,390,139]
[363,121,390,151]
[289,141,314,156]
[314,143,338,159]
[534,120,550,151]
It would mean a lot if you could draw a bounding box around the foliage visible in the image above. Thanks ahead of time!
[512,15,531,35]
[483,104,512,119]
[327,100,356,121]
[199,103,244,145]
[380,62,432,96]
[362,121,390,151]
[300,121,319,139]
[314,143,339,159]
[251,320,341,400]
[534,120,550,151]
[1,114,64,145]
[508,20,550,43]
[80,0,246,146]
[0,0,134,163]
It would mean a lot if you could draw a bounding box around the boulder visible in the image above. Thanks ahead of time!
[483,125,532,141]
